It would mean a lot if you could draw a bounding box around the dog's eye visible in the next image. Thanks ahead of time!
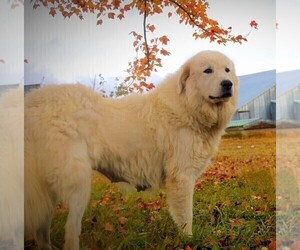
[203,68,213,74]
[225,67,230,73]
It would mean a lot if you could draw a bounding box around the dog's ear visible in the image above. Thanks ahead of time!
[177,64,190,94]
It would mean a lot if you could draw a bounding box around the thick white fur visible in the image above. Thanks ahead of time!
[25,51,239,249]
[0,87,24,249]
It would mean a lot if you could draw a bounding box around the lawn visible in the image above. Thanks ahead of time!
[38,130,276,249]
[276,129,300,249]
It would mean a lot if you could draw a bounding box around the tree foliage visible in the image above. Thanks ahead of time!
[31,0,258,95]
[8,0,24,9]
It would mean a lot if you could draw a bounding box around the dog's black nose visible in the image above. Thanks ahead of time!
[221,80,233,90]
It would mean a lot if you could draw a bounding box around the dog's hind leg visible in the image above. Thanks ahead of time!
[25,168,56,250]
[63,156,92,250]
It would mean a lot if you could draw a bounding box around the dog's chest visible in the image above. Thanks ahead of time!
[190,133,220,172]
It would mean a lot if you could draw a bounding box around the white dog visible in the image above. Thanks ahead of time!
[0,87,24,250]
[25,51,238,249]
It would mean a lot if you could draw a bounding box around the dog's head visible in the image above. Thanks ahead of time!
[177,50,239,106]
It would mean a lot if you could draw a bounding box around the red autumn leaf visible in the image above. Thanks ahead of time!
[61,11,68,18]
[71,7,81,16]
[168,12,172,18]
[123,4,131,11]
[148,83,155,89]
[154,5,162,14]
[117,13,124,20]
[250,20,258,29]
[108,12,115,19]
[133,40,138,47]
[160,48,170,56]
[148,24,155,33]
[49,7,56,17]
[112,0,121,9]
[97,19,103,25]
[130,31,137,37]
[159,35,169,45]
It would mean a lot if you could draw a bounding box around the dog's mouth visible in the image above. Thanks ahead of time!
[209,92,232,100]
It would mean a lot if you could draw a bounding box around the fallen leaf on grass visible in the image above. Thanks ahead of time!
[104,222,114,232]
[113,205,121,214]
[138,200,162,211]
[267,239,276,250]
[261,204,268,211]
[118,217,128,226]
[229,218,245,227]
[251,195,262,200]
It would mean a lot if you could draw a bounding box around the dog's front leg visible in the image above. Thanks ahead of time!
[165,173,195,235]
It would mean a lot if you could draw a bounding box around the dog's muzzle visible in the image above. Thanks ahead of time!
[209,80,233,100]
[221,80,233,96]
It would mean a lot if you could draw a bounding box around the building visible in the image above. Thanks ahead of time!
[228,70,276,130]
[276,69,300,123]
[0,84,19,94]
[24,83,40,93]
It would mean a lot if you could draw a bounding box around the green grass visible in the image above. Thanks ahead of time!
[46,130,276,249]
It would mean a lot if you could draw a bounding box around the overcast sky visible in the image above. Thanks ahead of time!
[276,0,300,72]
[0,1,24,85]
[1,0,299,86]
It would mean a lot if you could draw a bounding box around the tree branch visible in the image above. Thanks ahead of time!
[143,0,150,69]
[168,0,202,28]
[168,0,226,42]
